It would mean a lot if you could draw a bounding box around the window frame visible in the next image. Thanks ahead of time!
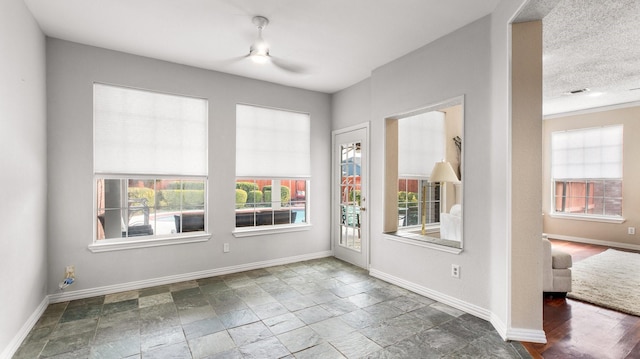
[90,84,210,252]
[232,178,311,237]
[233,104,312,237]
[90,176,211,253]
[550,125,624,223]
[550,178,624,223]
[397,177,441,232]
[382,96,464,254]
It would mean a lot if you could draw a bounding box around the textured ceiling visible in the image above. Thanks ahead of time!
[542,0,640,115]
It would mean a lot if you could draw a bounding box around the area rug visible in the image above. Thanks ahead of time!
[567,249,640,316]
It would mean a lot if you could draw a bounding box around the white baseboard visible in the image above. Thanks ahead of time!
[505,326,547,343]
[490,310,546,343]
[49,250,332,303]
[3,251,330,357]
[370,268,548,344]
[369,267,492,321]
[546,233,640,251]
[0,297,49,359]
[489,313,509,340]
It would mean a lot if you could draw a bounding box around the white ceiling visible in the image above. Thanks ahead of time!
[23,0,500,94]
[23,0,640,115]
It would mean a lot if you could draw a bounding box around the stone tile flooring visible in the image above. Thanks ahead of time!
[13,257,530,358]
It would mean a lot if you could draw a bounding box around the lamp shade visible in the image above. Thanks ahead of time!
[430,160,460,183]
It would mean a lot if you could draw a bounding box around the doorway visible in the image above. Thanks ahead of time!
[332,124,369,269]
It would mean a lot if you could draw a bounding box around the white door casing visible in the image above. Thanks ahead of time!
[332,124,369,269]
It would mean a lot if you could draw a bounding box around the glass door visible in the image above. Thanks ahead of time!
[333,125,368,268]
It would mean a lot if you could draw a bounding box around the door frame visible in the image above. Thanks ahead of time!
[331,122,370,269]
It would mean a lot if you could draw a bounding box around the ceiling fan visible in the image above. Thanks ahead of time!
[244,15,305,73]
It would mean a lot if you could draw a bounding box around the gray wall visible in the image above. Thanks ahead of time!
[46,39,332,294]
[331,78,371,129]
[0,0,48,354]
[332,14,495,318]
[374,14,495,312]
[331,0,542,339]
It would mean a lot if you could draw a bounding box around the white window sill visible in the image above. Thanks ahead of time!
[548,213,625,224]
[88,233,211,253]
[233,223,312,238]
[383,233,462,254]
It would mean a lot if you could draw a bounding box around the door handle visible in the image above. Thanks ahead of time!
[360,207,366,211]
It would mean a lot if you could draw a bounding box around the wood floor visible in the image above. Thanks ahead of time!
[522,239,640,359]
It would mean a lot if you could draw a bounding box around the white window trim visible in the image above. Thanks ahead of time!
[235,104,312,233]
[548,212,625,224]
[93,84,209,250]
[88,233,211,253]
[398,223,441,233]
[233,223,312,238]
[383,96,464,251]
[383,233,462,254]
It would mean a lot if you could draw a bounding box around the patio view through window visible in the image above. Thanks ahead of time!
[235,179,307,227]
[551,125,623,218]
[97,178,206,239]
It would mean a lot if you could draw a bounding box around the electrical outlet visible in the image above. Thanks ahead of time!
[223,243,230,253]
[451,264,460,279]
[629,227,636,235]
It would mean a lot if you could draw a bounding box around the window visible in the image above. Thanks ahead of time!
[397,178,440,228]
[396,111,445,231]
[235,104,310,231]
[93,84,208,243]
[383,98,464,253]
[551,125,623,218]
[235,179,307,227]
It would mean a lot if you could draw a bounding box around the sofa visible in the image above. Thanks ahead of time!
[542,236,572,296]
[440,204,462,241]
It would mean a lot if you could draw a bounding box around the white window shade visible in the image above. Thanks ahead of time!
[398,111,445,177]
[551,125,623,179]
[236,104,310,178]
[94,84,208,176]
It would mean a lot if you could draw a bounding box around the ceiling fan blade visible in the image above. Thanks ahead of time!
[228,15,307,75]
[214,55,249,67]
[269,56,307,74]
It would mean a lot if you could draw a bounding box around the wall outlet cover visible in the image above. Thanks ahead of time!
[451,264,460,278]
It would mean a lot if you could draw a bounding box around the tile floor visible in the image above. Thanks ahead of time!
[14,257,530,358]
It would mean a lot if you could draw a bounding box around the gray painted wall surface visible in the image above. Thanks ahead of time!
[0,0,48,353]
[356,14,494,313]
[45,39,332,294]
[331,78,371,130]
[331,0,542,337]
